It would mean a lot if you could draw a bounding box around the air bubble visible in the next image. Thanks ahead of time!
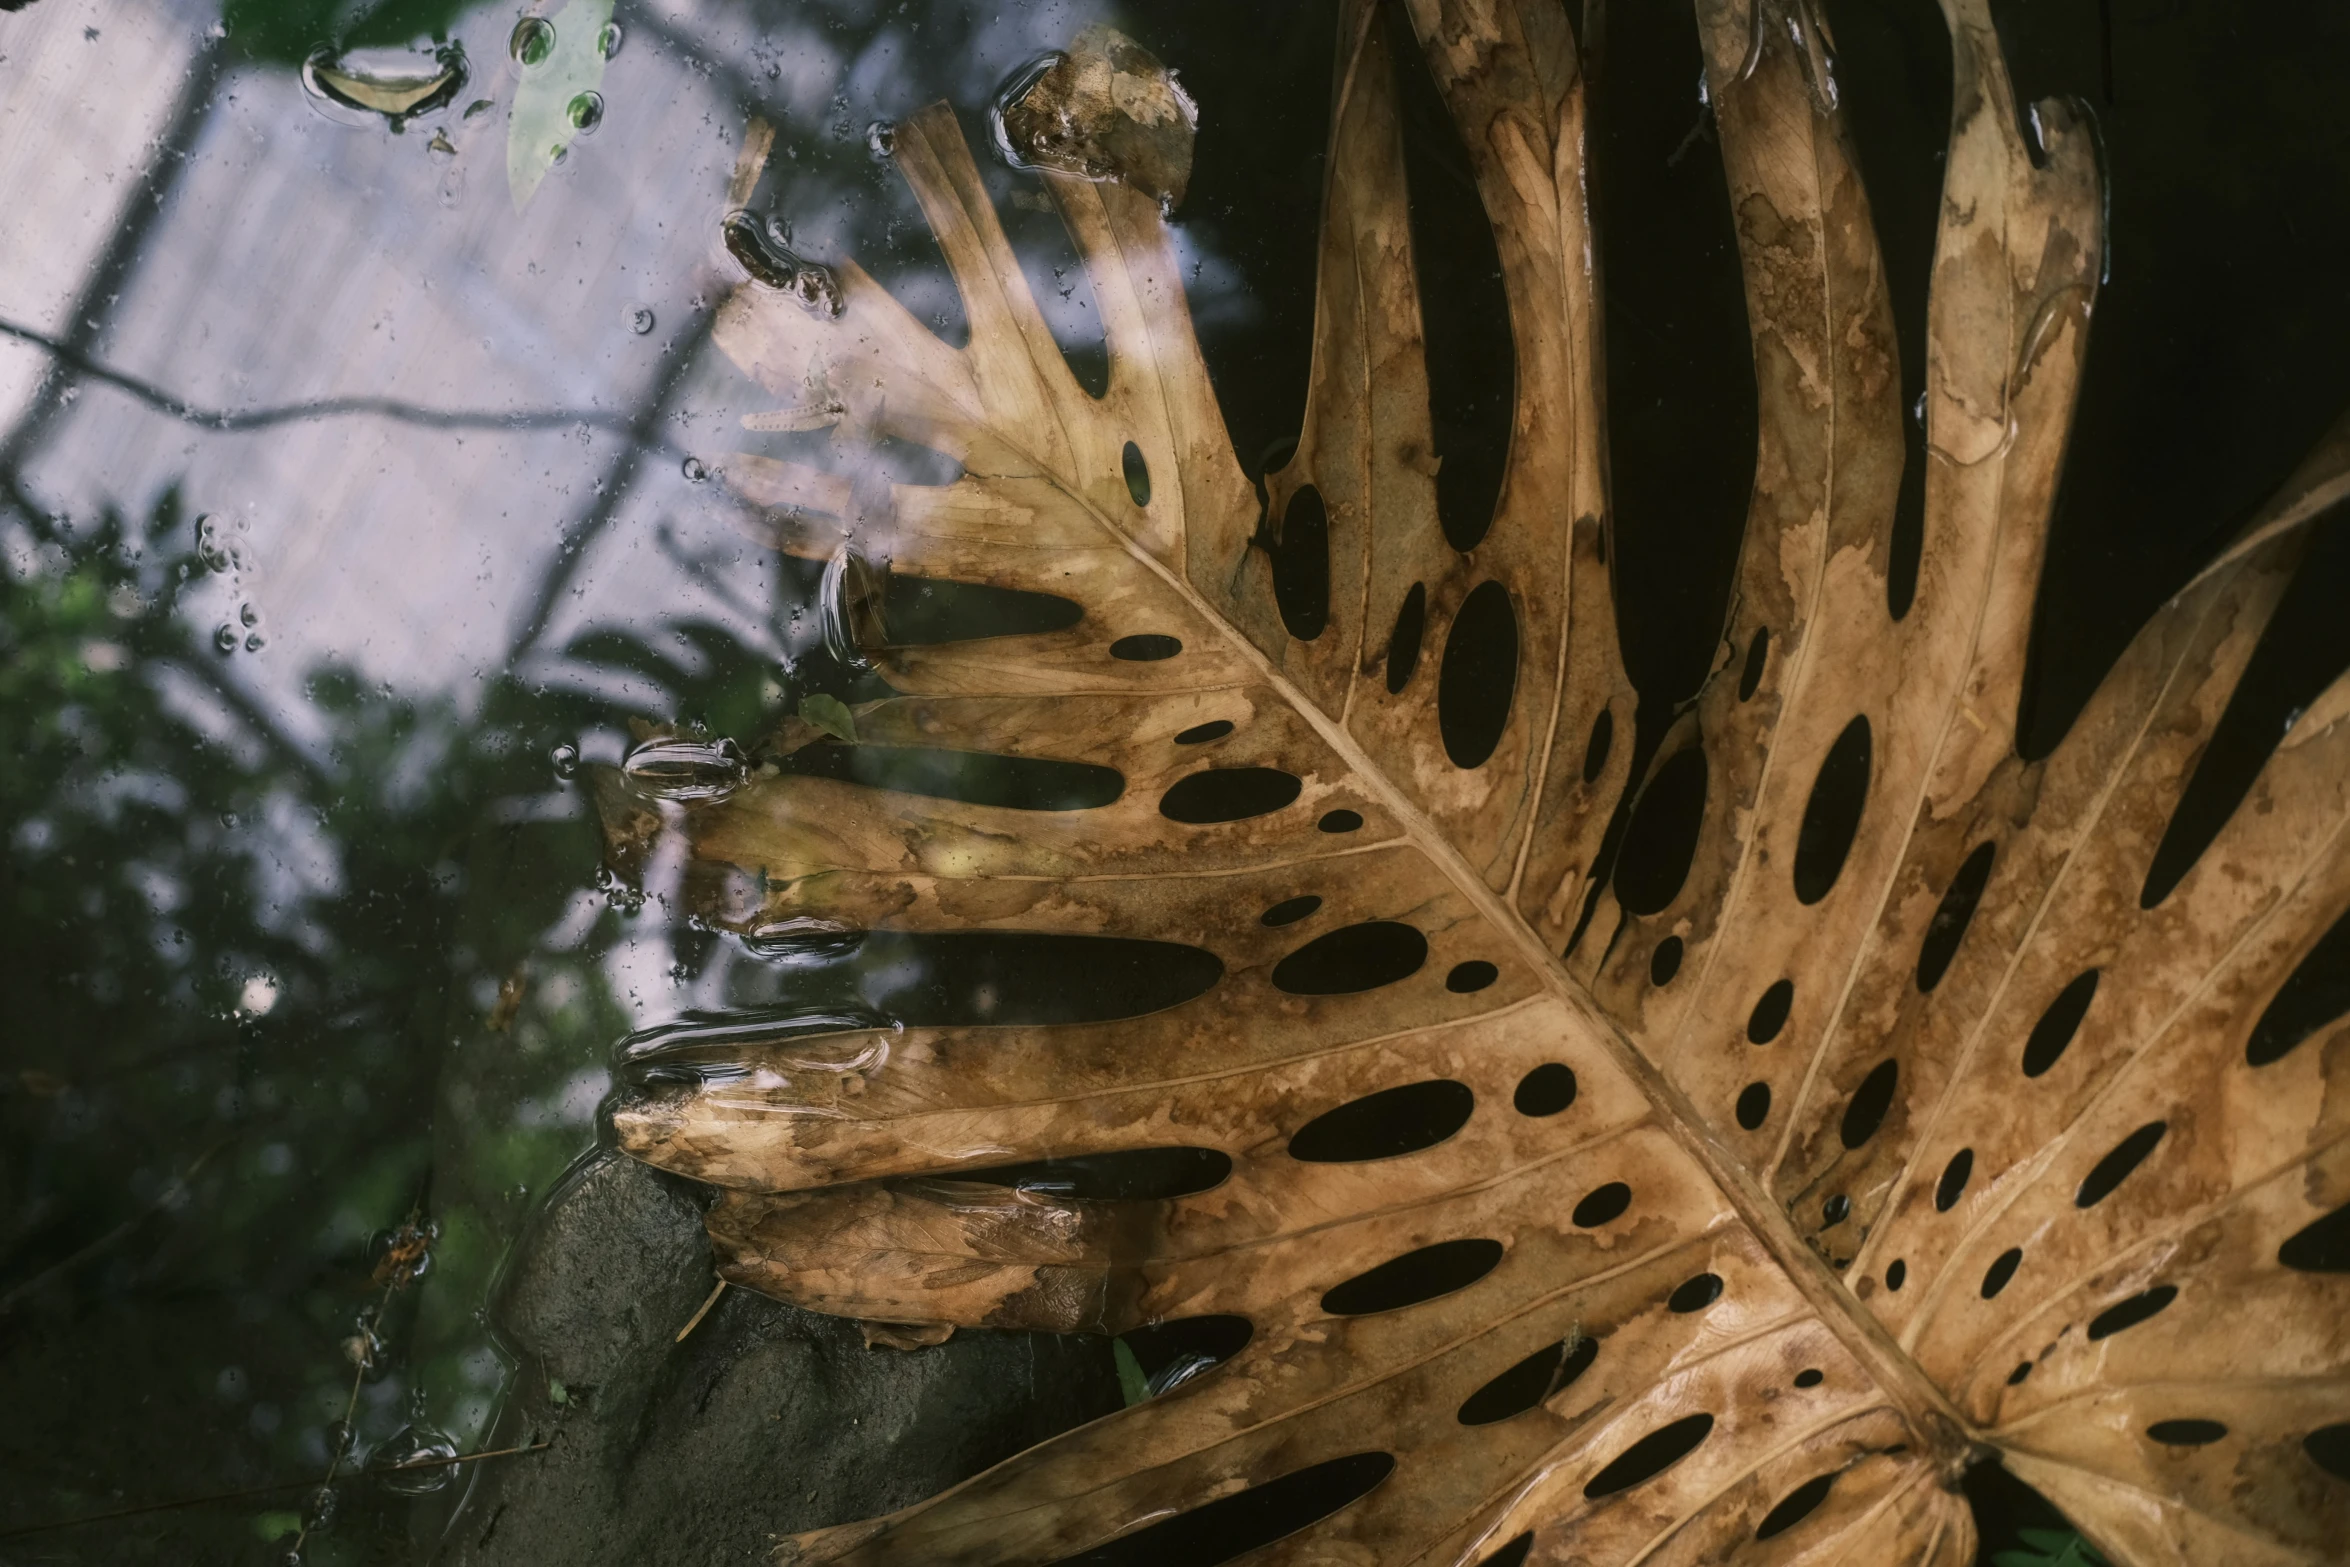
[681,456,709,483]
[214,624,239,653]
[629,306,656,335]
[566,91,603,133]
[239,601,260,627]
[510,16,555,67]
[244,630,267,652]
[622,736,749,802]
[597,21,623,58]
[373,1420,459,1495]
[867,120,896,158]
[549,742,580,778]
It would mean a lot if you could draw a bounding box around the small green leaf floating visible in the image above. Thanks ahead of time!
[799,693,857,744]
[1113,1339,1150,1407]
[506,0,613,212]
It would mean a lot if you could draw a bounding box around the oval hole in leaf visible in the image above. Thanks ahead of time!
[1447,960,1498,993]
[1936,1148,1974,1212]
[1793,716,1872,905]
[1269,484,1331,641]
[1738,627,1769,700]
[1110,633,1182,661]
[1457,1334,1598,1426]
[1885,1259,1906,1291]
[1318,808,1364,833]
[1582,1413,1715,1500]
[2277,1201,2350,1272]
[1390,22,1511,553]
[2148,1419,2228,1447]
[1288,1080,1474,1163]
[1916,841,1996,992]
[2022,969,2100,1077]
[1823,1194,1850,1226]
[1572,1181,1631,1228]
[2304,1423,2350,1482]
[960,1147,1232,1200]
[880,576,1085,644]
[1478,1534,1533,1567]
[1175,720,1235,746]
[1755,1473,1836,1540]
[1794,1368,1824,1388]
[857,932,1221,1026]
[1118,1315,1253,1389]
[1159,767,1304,824]
[1582,707,1614,781]
[1121,440,1150,506]
[1747,979,1793,1044]
[2088,1284,2178,1341]
[2076,1120,2167,1208]
[1981,1246,2023,1299]
[1649,936,1683,985]
[1615,747,1709,914]
[1735,1082,1770,1129]
[1320,1237,1504,1316]
[1437,581,1519,769]
[1667,1273,1722,1313]
[1270,921,1427,995]
[1514,1064,1576,1117]
[1042,1450,1393,1566]
[1840,1059,1898,1149]
[1385,582,1427,693]
[2007,1361,2033,1385]
[782,744,1123,811]
[2248,903,2350,1066]
[1261,895,1321,927]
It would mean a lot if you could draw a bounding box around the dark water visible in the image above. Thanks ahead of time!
[0,0,2342,1561]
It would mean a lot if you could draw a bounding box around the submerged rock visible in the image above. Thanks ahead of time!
[438,1153,1120,1565]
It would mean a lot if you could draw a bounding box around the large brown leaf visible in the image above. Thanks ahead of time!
[594,1,2350,1561]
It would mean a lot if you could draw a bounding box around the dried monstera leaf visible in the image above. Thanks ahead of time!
[595,0,2350,1562]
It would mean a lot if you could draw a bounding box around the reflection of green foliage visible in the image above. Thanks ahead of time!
[222,0,487,66]
[1994,1528,2109,1567]
[0,486,785,1552]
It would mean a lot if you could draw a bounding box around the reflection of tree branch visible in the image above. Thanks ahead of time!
[653,520,774,634]
[0,316,662,443]
[0,39,227,471]
[505,311,719,658]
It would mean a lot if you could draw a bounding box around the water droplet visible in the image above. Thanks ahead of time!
[550,742,580,778]
[244,630,267,652]
[462,97,494,120]
[721,211,843,317]
[509,16,555,68]
[989,30,1198,209]
[373,1421,459,1495]
[681,456,709,483]
[214,624,239,654]
[341,1322,386,1375]
[866,120,896,159]
[303,1485,338,1533]
[565,91,602,133]
[323,1419,359,1459]
[597,21,623,58]
[239,601,260,627]
[219,811,240,829]
[1912,391,1927,426]
[302,44,469,129]
[621,736,749,802]
[764,61,782,80]
[629,306,656,335]
[194,514,232,573]
[819,547,889,669]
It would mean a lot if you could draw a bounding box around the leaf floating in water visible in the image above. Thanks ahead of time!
[621,736,748,802]
[798,694,858,745]
[991,26,1198,211]
[301,45,468,129]
[506,0,613,211]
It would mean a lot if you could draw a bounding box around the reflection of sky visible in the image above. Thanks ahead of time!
[2,0,1238,734]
